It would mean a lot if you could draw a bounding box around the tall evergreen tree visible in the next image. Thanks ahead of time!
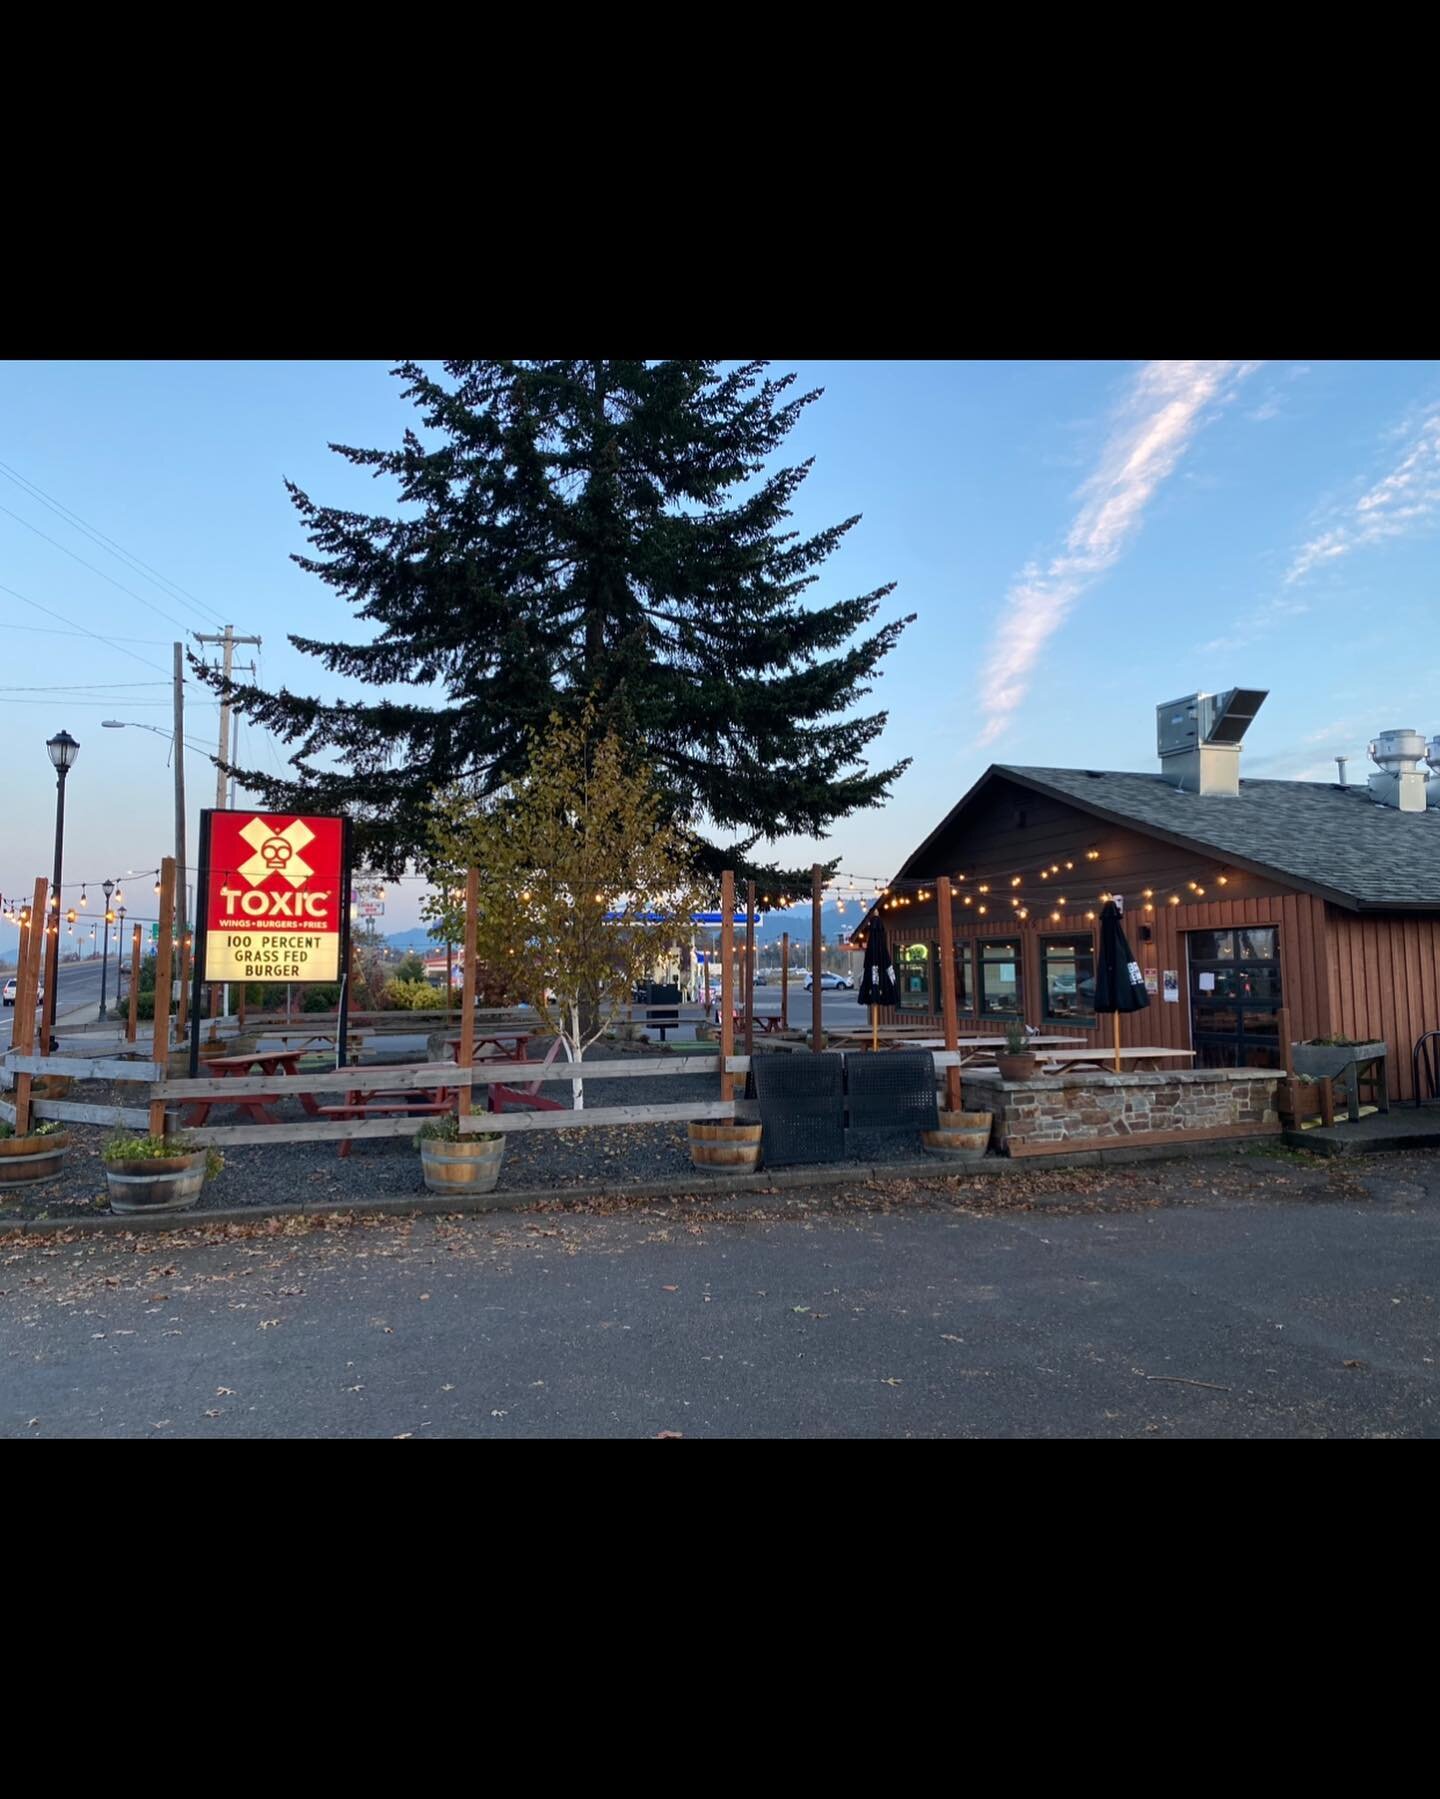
[203,360,912,887]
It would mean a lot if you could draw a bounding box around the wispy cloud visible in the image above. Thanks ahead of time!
[977,360,1260,748]
[1286,402,1440,584]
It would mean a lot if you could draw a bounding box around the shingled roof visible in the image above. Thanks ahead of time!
[901,765,1440,911]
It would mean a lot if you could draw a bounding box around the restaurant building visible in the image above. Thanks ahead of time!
[866,690,1440,1100]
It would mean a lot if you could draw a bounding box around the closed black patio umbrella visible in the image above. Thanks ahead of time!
[1094,899,1149,1070]
[858,914,898,1051]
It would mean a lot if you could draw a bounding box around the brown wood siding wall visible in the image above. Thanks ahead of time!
[1327,911,1440,1101]
[873,775,1440,1093]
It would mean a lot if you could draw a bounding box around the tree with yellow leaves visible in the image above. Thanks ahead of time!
[426,709,705,1107]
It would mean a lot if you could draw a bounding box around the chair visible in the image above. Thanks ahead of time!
[845,1050,939,1136]
[747,1053,845,1165]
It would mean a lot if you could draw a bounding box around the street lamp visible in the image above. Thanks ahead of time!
[43,729,79,1049]
[116,905,128,1011]
[98,878,115,1021]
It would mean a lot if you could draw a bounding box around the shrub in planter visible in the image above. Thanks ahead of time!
[995,1022,1037,1082]
[416,1114,505,1198]
[0,1118,71,1189]
[101,1134,224,1215]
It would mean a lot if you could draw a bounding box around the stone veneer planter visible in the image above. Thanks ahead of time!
[961,1067,1281,1158]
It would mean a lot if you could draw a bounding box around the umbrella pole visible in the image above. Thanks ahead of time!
[1113,1012,1121,1073]
[872,1006,878,1053]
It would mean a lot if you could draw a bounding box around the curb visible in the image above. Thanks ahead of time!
[0,1135,1274,1237]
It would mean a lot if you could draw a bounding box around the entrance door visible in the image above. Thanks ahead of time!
[1186,926,1284,1068]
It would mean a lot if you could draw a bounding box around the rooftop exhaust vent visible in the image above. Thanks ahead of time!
[1156,687,1268,796]
[1368,729,1430,813]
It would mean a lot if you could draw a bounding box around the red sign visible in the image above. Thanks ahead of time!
[202,810,346,983]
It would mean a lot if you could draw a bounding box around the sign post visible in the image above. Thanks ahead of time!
[192,808,350,1075]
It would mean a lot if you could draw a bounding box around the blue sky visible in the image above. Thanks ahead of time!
[2,359,1437,936]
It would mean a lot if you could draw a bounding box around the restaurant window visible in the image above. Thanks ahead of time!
[1042,934,1096,1025]
[979,938,1023,1019]
[954,941,975,1017]
[898,942,934,1011]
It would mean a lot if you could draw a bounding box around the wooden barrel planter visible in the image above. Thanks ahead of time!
[688,1120,762,1171]
[104,1151,207,1215]
[419,1134,505,1198]
[922,1110,993,1159]
[0,1130,71,1190]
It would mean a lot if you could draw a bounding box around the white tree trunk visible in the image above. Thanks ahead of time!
[566,1006,584,1109]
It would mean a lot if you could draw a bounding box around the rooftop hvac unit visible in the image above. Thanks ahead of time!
[1156,687,1268,795]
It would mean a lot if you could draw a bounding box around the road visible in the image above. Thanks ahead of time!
[0,957,121,1048]
[4,1155,1437,1437]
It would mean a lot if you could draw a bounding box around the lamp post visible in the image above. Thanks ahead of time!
[42,729,79,1050]
[115,904,127,1010]
[98,878,115,1020]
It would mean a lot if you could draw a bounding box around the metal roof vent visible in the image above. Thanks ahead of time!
[1368,729,1430,813]
[1156,687,1268,796]
[1426,734,1440,807]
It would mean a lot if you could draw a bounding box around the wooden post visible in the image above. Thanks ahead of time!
[237,974,246,1033]
[458,869,478,1118]
[176,934,191,1049]
[127,924,141,1044]
[148,859,175,1138]
[936,875,961,1110]
[446,940,454,1017]
[780,931,789,1031]
[11,877,47,1137]
[811,865,823,1052]
[720,872,735,1098]
[744,879,755,1059]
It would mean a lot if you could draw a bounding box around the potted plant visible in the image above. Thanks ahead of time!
[995,1023,1037,1081]
[416,1114,506,1198]
[0,1119,70,1190]
[922,1109,993,1159]
[1292,1035,1387,1081]
[1275,1072,1332,1129]
[101,1134,222,1214]
[688,1119,763,1171]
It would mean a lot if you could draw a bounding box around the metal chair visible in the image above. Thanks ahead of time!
[1413,1031,1440,1107]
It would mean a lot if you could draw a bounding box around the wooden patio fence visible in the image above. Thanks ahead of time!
[4,866,971,1152]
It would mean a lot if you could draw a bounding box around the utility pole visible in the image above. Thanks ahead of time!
[194,627,262,811]
[172,644,188,951]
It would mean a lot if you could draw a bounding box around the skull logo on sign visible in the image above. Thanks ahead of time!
[261,836,293,871]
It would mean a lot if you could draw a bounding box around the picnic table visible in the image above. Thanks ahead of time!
[180,1048,325,1126]
[1032,1047,1197,1073]
[446,1032,531,1062]
[318,1081,456,1158]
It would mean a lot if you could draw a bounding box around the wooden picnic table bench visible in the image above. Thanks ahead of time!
[317,1085,455,1158]
[180,1048,325,1125]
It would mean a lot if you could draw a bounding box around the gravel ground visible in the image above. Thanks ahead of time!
[2,1050,947,1220]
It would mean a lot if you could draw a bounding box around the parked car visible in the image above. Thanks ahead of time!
[804,971,854,991]
[2,978,43,1008]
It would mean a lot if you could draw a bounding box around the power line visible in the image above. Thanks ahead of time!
[0,458,228,628]
[0,681,169,692]
[0,579,170,676]
[0,501,197,631]
[0,622,171,645]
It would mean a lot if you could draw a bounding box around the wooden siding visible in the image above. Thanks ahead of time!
[1327,911,1440,1100]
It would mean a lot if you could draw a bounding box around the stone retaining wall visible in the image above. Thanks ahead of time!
[961,1067,1280,1158]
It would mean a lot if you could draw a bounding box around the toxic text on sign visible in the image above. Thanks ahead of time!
[203,811,345,983]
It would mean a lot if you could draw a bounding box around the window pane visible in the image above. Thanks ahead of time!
[1238,927,1277,961]
[954,943,975,1015]
[979,939,1023,1017]
[1234,965,1283,1002]
[898,942,932,1011]
[1042,934,1095,1023]
[1188,930,1234,962]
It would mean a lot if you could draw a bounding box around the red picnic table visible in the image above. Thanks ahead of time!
[181,1048,325,1127]
[445,1033,564,1113]
[318,1081,456,1158]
